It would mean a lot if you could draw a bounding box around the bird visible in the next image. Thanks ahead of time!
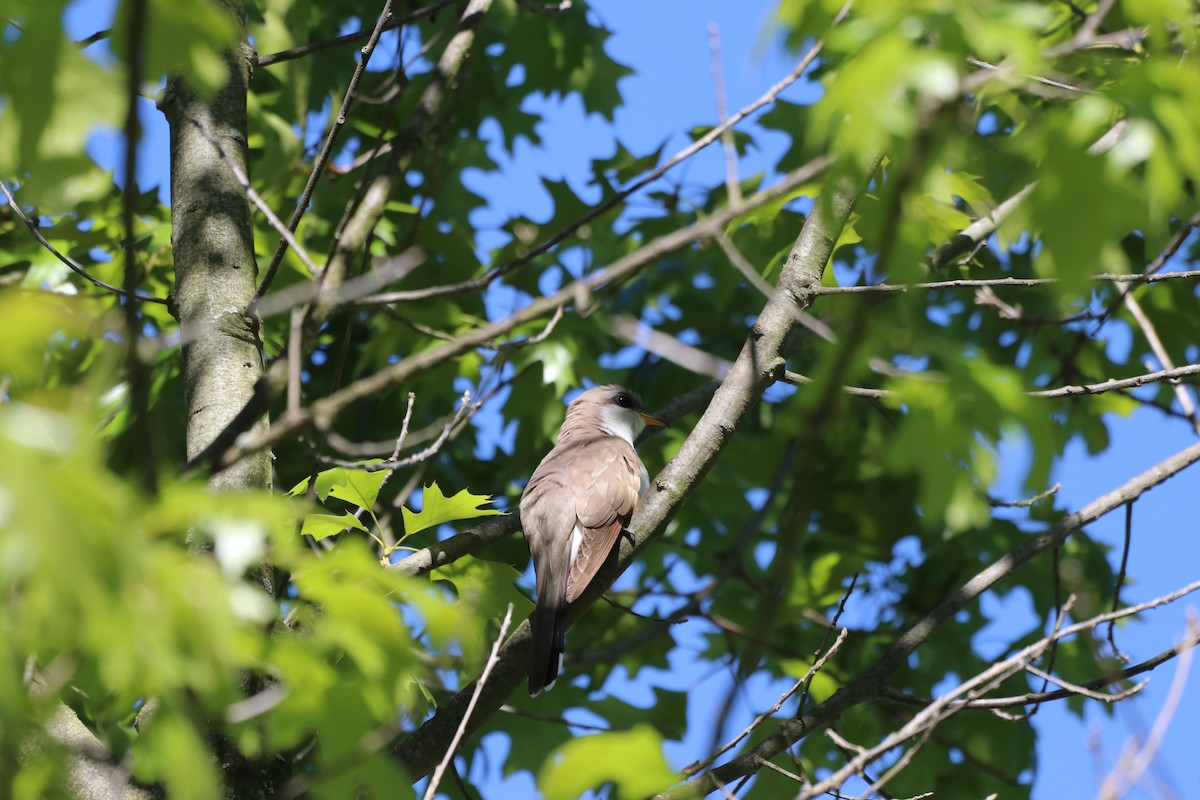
[519,385,667,696]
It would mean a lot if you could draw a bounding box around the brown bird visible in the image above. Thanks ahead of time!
[520,385,667,695]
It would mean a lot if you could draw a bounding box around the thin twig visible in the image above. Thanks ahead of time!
[879,629,1200,710]
[685,629,850,778]
[355,391,417,547]
[816,269,1200,295]
[990,483,1062,508]
[1121,291,1200,435]
[715,234,838,342]
[323,390,474,472]
[1029,363,1200,398]
[1097,613,1197,800]
[422,602,514,800]
[256,0,464,67]
[708,24,741,205]
[0,180,168,305]
[1108,501,1134,663]
[253,0,397,303]
[287,308,303,414]
[360,29,836,305]
[490,305,564,350]
[1024,665,1147,702]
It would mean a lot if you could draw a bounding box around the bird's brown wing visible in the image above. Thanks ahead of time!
[520,463,577,695]
[565,437,641,603]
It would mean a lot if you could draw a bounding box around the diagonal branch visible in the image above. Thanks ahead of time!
[359,23,837,306]
[0,180,167,305]
[253,0,399,301]
[185,156,834,476]
[389,153,872,781]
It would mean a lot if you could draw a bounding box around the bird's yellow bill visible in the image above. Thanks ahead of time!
[640,412,669,428]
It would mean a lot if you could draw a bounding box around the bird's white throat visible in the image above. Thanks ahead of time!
[595,404,644,445]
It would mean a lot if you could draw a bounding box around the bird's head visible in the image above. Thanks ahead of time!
[562,384,667,445]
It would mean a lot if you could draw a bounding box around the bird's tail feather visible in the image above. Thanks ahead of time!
[529,565,568,696]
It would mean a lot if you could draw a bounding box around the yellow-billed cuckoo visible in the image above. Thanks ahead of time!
[520,385,667,695]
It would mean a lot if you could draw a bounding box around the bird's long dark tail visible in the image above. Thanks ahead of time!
[529,561,568,696]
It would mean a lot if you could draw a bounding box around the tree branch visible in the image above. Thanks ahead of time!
[0,180,168,305]
[662,436,1200,798]
[253,0,399,301]
[389,153,870,781]
[359,24,836,305]
[185,157,833,476]
[254,0,465,67]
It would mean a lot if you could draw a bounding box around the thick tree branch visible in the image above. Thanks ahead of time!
[29,704,158,800]
[390,155,869,781]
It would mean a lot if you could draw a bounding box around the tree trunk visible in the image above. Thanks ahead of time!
[162,0,270,498]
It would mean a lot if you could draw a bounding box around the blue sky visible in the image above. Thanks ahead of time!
[61,0,1200,797]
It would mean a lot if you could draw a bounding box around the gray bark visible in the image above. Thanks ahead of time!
[162,2,269,496]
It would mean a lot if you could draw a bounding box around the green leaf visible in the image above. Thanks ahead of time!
[400,482,503,539]
[327,466,388,513]
[301,512,368,541]
[538,724,679,800]
[287,462,386,509]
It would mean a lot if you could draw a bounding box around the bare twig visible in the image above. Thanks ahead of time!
[816,269,1200,295]
[490,305,564,350]
[253,0,398,302]
[1024,665,1147,703]
[684,629,850,778]
[610,316,733,380]
[1097,613,1198,800]
[708,24,741,205]
[255,0,464,67]
[990,483,1061,508]
[1108,502,1135,663]
[360,27,836,305]
[324,390,475,472]
[1121,292,1200,434]
[0,180,167,305]
[715,234,838,342]
[286,309,303,414]
[1029,364,1200,398]
[422,602,514,800]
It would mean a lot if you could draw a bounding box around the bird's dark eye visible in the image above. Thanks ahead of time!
[615,392,632,408]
